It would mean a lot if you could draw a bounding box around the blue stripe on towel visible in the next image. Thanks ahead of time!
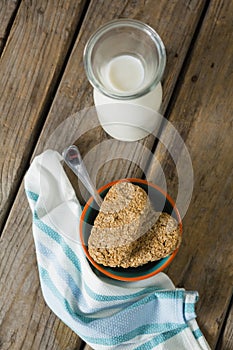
[84,282,152,302]
[184,302,196,314]
[82,323,188,346]
[33,211,82,272]
[26,190,39,201]
[37,242,88,307]
[134,325,188,350]
[84,284,183,303]
[126,290,184,312]
[193,328,203,339]
[39,265,98,324]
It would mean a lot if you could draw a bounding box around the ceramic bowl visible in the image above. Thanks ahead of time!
[79,178,182,282]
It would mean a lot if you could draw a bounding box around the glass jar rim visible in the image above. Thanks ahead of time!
[83,19,166,100]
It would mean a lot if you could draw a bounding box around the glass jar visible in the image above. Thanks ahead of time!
[83,19,166,141]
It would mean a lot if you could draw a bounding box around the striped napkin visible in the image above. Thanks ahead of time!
[24,150,210,350]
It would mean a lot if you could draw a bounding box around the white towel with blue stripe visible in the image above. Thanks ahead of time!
[24,150,211,350]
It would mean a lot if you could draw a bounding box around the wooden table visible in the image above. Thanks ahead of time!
[0,1,232,349]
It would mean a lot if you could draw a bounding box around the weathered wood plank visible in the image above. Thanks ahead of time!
[147,0,233,348]
[0,0,88,232]
[0,0,210,349]
[0,0,20,54]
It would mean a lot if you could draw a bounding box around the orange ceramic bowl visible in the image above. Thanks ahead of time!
[80,178,182,282]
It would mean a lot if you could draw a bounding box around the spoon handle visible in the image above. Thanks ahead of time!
[62,145,103,208]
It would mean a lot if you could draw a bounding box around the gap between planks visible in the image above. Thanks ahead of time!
[0,0,22,56]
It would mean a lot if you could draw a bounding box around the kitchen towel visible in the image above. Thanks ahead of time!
[24,150,211,350]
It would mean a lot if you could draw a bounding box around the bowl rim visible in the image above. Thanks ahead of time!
[79,178,182,282]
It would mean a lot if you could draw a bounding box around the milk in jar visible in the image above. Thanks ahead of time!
[94,54,163,141]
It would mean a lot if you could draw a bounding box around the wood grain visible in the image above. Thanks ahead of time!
[147,0,233,348]
[0,0,88,232]
[0,0,214,349]
[0,0,20,54]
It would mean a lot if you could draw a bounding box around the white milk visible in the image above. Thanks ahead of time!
[94,54,163,141]
[104,55,144,92]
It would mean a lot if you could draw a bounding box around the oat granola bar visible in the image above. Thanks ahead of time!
[88,182,181,268]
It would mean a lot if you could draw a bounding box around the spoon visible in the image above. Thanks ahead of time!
[62,145,103,208]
